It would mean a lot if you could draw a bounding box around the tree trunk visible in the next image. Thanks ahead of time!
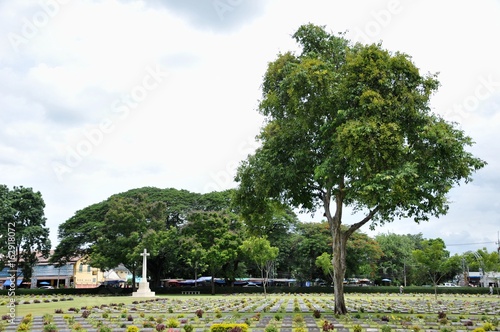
[332,229,348,314]
[211,275,216,295]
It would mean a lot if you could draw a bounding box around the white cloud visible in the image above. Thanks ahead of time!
[0,0,499,255]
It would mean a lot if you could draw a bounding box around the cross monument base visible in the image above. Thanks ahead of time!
[132,281,155,297]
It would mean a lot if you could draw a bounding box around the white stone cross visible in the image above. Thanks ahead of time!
[140,248,150,282]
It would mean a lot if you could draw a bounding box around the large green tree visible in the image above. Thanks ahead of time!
[0,185,51,288]
[413,238,460,295]
[375,233,417,286]
[240,236,279,296]
[180,211,244,294]
[234,24,486,314]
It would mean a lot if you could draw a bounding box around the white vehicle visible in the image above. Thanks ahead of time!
[441,282,459,287]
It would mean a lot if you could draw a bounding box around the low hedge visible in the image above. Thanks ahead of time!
[0,285,492,296]
[210,323,249,332]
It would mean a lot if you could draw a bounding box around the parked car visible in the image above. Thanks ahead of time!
[440,283,459,287]
[39,285,54,289]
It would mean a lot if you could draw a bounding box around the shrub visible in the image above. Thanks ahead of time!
[472,329,485,332]
[81,310,91,318]
[126,326,140,332]
[210,323,249,332]
[293,314,304,324]
[184,323,194,332]
[274,314,282,321]
[16,323,31,331]
[98,326,112,332]
[438,312,447,319]
[127,315,134,321]
[322,320,335,332]
[381,325,391,332]
[265,324,279,332]
[440,328,453,332]
[156,324,166,331]
[166,318,180,328]
[43,324,58,332]
[353,324,362,332]
[483,322,494,331]
[196,309,203,318]
[143,321,155,328]
[313,309,321,319]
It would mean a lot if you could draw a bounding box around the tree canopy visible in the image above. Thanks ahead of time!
[234,23,486,313]
[0,185,51,287]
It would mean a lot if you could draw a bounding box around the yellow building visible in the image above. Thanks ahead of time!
[72,258,105,288]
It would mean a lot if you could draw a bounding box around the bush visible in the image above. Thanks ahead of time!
[98,327,112,332]
[322,320,335,332]
[166,317,180,328]
[381,325,391,332]
[483,322,494,331]
[195,309,203,318]
[313,309,321,318]
[43,324,58,332]
[81,310,91,318]
[353,324,362,332]
[184,324,194,332]
[210,323,249,332]
[265,324,279,332]
[293,314,304,324]
[126,326,140,332]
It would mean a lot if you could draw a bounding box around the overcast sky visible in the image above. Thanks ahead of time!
[1,0,499,256]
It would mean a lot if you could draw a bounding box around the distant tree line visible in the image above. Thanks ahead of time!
[35,186,497,290]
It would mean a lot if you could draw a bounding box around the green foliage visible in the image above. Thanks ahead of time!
[381,325,392,332]
[97,327,112,332]
[353,324,363,332]
[482,322,494,331]
[0,185,51,283]
[126,326,140,332]
[265,324,279,332]
[210,323,249,332]
[293,314,304,324]
[166,318,180,328]
[183,324,194,332]
[234,23,485,314]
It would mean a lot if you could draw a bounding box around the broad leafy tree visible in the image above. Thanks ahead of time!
[240,236,279,296]
[316,252,334,284]
[375,233,416,285]
[180,211,243,294]
[234,24,486,313]
[346,230,383,279]
[0,185,51,288]
[412,238,457,295]
[291,222,332,282]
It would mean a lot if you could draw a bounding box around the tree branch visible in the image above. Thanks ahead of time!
[345,206,380,238]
